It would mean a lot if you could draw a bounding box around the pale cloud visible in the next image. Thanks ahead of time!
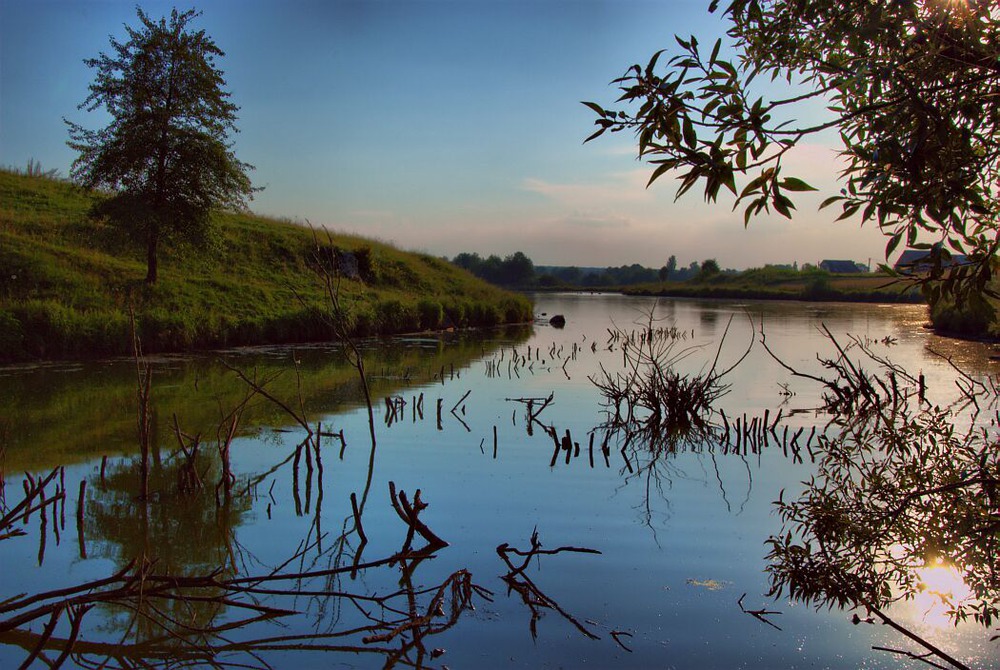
[558,214,631,229]
[304,140,887,271]
[521,169,654,206]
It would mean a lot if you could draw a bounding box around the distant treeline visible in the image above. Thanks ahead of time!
[450,251,729,287]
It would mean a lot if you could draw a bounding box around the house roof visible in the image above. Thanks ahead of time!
[819,260,861,273]
[894,248,969,270]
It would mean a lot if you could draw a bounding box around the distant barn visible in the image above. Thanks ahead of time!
[819,259,865,273]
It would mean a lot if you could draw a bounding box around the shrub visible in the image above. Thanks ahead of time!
[468,301,501,327]
[417,298,443,330]
[10,300,70,357]
[0,309,25,359]
[802,275,833,300]
[931,297,996,337]
[442,301,466,329]
[375,298,420,333]
[138,309,195,351]
[354,246,377,283]
[501,296,532,324]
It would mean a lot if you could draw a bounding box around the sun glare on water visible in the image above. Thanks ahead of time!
[910,558,974,628]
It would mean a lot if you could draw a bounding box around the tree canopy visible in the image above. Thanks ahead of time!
[452,251,535,287]
[67,7,254,283]
[584,0,1000,307]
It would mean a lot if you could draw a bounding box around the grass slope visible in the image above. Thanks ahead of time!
[0,170,532,361]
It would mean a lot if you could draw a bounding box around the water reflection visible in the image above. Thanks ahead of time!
[2,295,999,668]
[0,327,531,472]
[762,330,999,669]
[911,559,975,629]
[0,456,490,669]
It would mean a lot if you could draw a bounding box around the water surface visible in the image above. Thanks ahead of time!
[1,293,997,669]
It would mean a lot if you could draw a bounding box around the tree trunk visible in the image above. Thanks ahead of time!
[145,227,159,284]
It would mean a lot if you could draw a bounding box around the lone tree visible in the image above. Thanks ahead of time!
[67,7,254,284]
[584,0,1000,310]
[697,258,721,280]
[659,254,677,281]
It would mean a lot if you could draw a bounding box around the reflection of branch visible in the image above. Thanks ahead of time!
[497,530,605,642]
[506,392,555,432]
[737,593,782,631]
[866,605,970,670]
[1,565,491,670]
[449,389,472,432]
[0,479,476,670]
[871,645,953,670]
[763,329,990,670]
[928,347,999,409]
[0,468,62,540]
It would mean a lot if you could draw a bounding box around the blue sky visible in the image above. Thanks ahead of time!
[0,0,887,269]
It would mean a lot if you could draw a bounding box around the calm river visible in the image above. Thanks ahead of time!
[0,293,997,669]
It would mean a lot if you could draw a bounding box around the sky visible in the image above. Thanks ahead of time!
[0,0,889,270]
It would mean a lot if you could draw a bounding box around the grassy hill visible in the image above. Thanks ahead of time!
[0,169,532,362]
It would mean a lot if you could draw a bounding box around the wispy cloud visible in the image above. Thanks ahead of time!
[521,169,654,206]
[558,214,631,229]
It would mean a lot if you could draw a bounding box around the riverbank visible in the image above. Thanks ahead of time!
[620,270,1000,340]
[0,169,532,362]
[622,267,924,304]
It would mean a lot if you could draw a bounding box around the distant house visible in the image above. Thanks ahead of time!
[894,247,968,273]
[819,260,864,273]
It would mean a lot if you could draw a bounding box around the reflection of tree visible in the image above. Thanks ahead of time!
[762,329,1000,670]
[88,454,247,569]
[0,475,489,670]
[84,451,250,645]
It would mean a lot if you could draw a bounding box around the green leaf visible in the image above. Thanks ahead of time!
[720,168,736,195]
[682,117,697,149]
[773,194,795,218]
[646,49,666,74]
[584,127,607,144]
[885,231,903,258]
[580,101,606,116]
[647,162,672,188]
[835,203,860,221]
[779,177,818,192]
[736,149,747,170]
[739,174,766,198]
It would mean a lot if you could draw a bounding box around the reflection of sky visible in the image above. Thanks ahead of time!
[0,0,889,269]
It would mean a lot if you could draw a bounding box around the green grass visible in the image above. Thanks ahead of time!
[625,265,925,304]
[0,169,533,362]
